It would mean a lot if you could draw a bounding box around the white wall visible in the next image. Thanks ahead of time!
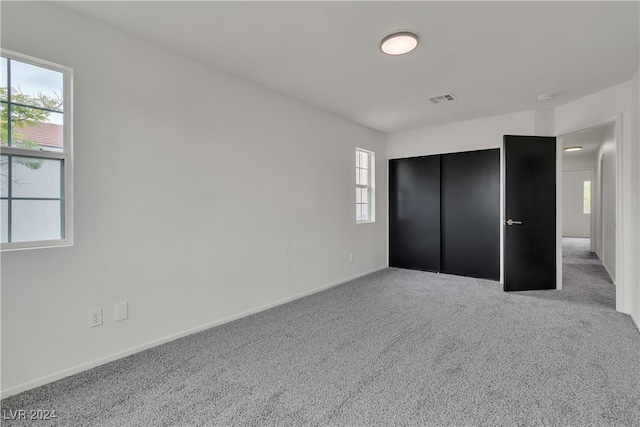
[0,2,387,396]
[596,126,617,278]
[562,152,597,247]
[387,110,535,159]
[562,152,596,171]
[554,76,640,328]
[631,67,640,329]
[562,169,592,238]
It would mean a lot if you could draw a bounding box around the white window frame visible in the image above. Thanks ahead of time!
[1,49,73,251]
[356,147,375,223]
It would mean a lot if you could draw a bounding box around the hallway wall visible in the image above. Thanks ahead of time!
[554,75,639,328]
[562,169,592,238]
[597,126,617,279]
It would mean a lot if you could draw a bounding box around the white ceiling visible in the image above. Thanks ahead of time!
[58,1,639,134]
[562,124,612,156]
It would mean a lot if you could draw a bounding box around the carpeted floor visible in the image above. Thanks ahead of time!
[2,238,639,426]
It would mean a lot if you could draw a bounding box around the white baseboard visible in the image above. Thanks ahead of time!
[1,266,387,399]
[593,252,615,284]
[603,263,615,284]
[630,312,640,333]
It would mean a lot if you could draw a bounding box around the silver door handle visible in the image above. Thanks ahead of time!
[505,219,523,226]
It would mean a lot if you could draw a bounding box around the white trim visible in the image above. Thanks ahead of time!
[0,238,73,252]
[0,147,66,159]
[556,137,563,289]
[556,114,623,313]
[0,265,388,399]
[63,54,74,249]
[385,144,390,267]
[630,312,640,333]
[587,167,596,251]
[603,262,615,284]
[1,48,67,74]
[614,118,622,312]
[1,48,74,252]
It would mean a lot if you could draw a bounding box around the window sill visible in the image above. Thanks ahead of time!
[1,239,73,252]
[357,220,376,224]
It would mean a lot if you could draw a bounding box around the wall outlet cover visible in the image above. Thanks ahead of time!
[115,302,128,322]
[90,309,103,328]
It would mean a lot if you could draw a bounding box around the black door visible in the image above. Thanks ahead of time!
[441,149,500,280]
[389,155,441,272]
[504,135,556,291]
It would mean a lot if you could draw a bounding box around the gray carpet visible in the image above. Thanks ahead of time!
[2,238,639,426]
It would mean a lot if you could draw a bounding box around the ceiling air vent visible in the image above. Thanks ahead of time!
[428,93,457,104]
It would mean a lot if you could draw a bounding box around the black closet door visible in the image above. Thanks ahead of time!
[389,156,441,272]
[504,135,556,291]
[440,149,500,280]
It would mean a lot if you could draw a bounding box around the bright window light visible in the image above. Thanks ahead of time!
[583,180,591,214]
[1,50,73,250]
[356,148,375,223]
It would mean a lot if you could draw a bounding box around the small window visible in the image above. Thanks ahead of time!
[583,180,591,214]
[356,148,375,223]
[1,50,73,250]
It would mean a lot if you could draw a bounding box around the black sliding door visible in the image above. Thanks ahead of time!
[389,149,500,281]
[389,156,441,272]
[441,149,500,280]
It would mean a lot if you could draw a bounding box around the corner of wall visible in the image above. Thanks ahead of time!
[631,65,640,324]
[386,110,536,159]
[534,108,555,136]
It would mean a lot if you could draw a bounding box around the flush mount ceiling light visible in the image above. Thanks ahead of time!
[537,94,554,102]
[380,31,419,55]
[564,146,583,152]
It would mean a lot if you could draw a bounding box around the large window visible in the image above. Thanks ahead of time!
[356,148,375,223]
[1,50,72,250]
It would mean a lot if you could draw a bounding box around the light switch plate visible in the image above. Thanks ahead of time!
[115,302,128,322]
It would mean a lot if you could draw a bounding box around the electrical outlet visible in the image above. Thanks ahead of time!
[89,308,103,328]
[349,253,355,262]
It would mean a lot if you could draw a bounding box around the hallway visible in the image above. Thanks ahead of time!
[560,237,615,309]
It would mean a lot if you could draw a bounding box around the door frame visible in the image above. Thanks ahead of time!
[556,114,622,312]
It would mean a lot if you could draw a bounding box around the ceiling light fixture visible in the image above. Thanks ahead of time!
[537,94,554,102]
[380,31,419,55]
[564,146,582,152]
